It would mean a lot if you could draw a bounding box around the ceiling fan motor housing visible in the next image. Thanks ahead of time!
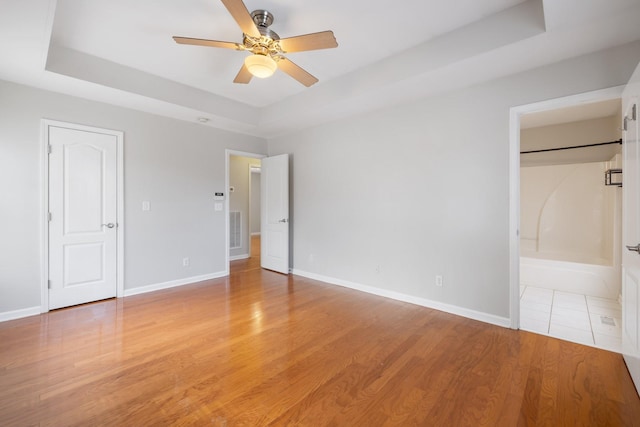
[250,10,279,40]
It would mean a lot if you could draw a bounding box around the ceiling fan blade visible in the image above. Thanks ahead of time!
[220,0,261,38]
[278,31,338,53]
[277,58,318,87]
[233,64,253,84]
[173,36,241,50]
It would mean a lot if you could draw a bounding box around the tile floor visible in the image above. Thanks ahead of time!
[520,285,622,353]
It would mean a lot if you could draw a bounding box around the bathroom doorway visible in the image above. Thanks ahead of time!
[510,87,625,352]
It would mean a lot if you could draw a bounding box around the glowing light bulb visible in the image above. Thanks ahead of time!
[244,54,277,78]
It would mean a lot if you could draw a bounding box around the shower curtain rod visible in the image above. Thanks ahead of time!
[520,139,622,155]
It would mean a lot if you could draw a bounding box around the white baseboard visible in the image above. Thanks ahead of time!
[229,254,250,261]
[251,232,261,236]
[1,271,510,328]
[292,269,511,328]
[1,272,229,322]
[124,271,228,297]
[0,306,41,322]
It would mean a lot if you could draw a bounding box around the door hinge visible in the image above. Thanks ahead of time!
[623,105,637,132]
[48,212,52,222]
[47,280,51,289]
[47,144,52,154]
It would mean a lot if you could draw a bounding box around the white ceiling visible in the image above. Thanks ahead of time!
[1,0,640,138]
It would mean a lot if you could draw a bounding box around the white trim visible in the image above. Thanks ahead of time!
[251,232,261,236]
[41,119,125,313]
[40,121,49,313]
[292,269,511,328]
[225,149,265,273]
[123,271,227,297]
[116,127,125,299]
[3,270,225,321]
[0,306,41,322]
[229,254,250,261]
[508,85,625,330]
[508,107,521,330]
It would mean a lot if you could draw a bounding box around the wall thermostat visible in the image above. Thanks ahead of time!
[214,192,225,201]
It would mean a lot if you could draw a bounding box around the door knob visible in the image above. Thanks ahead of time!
[102,223,116,229]
[278,218,288,223]
[626,244,640,253]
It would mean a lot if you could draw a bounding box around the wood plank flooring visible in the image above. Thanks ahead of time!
[1,238,639,425]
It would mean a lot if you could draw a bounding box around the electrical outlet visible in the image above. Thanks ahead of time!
[183,257,190,267]
[435,275,443,287]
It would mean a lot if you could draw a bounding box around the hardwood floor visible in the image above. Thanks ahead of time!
[1,238,639,425]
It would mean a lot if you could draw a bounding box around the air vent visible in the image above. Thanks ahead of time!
[600,316,616,326]
[230,211,241,249]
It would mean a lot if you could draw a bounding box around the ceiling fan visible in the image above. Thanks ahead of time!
[173,0,338,87]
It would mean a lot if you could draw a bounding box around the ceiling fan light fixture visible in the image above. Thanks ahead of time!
[244,54,277,78]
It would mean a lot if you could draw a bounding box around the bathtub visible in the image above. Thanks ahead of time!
[520,253,620,300]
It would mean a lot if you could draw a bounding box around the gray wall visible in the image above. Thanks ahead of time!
[2,41,639,323]
[250,170,261,235]
[521,116,621,166]
[267,41,640,320]
[0,80,266,314]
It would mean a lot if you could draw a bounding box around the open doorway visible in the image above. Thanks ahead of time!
[226,150,265,273]
[509,87,625,352]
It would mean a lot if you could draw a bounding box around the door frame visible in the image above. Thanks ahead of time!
[225,149,266,273]
[41,119,124,313]
[508,86,625,329]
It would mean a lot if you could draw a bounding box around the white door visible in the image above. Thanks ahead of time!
[261,154,289,274]
[622,62,640,391]
[48,125,118,309]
